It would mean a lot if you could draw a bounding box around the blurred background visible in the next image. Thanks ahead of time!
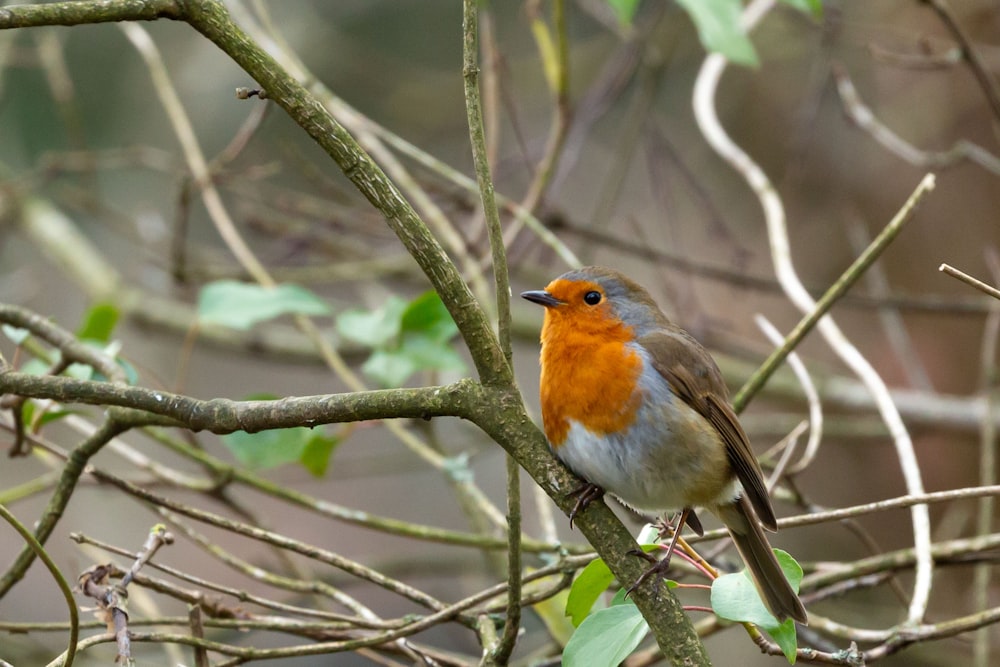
[1,1,1000,665]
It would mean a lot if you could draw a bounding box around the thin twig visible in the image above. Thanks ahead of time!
[833,63,1000,174]
[462,5,521,660]
[940,263,1000,300]
[919,0,1000,124]
[687,486,1000,540]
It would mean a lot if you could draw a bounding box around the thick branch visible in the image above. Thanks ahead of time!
[0,0,181,27]
[0,372,478,433]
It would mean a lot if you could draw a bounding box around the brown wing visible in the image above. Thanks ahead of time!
[640,329,777,531]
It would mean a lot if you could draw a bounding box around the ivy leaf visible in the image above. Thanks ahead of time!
[399,335,466,371]
[676,0,759,67]
[778,0,822,17]
[565,558,615,627]
[76,303,120,342]
[361,349,419,389]
[400,291,458,342]
[222,428,308,470]
[605,0,642,26]
[565,544,660,627]
[337,296,407,348]
[344,291,465,387]
[19,359,49,375]
[563,602,648,667]
[198,281,330,331]
[299,431,340,477]
[222,426,339,474]
[2,325,30,345]
[711,549,802,663]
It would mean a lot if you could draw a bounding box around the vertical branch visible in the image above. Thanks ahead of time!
[462,2,513,370]
[463,2,519,662]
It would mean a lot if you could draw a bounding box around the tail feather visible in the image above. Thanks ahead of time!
[716,498,808,624]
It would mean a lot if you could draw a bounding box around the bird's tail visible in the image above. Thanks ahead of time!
[716,497,808,624]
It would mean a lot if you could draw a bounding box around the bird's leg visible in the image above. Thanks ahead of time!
[627,507,692,596]
[567,482,605,529]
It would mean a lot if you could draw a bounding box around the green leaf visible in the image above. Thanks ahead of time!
[242,392,280,401]
[76,303,120,342]
[299,432,340,477]
[400,291,458,342]
[605,0,641,26]
[19,400,33,425]
[398,335,466,371]
[609,587,631,606]
[566,558,615,627]
[362,349,420,388]
[222,427,318,470]
[676,0,759,67]
[341,291,465,387]
[770,616,800,664]
[64,363,94,381]
[565,545,661,627]
[115,357,140,385]
[197,281,330,331]
[19,359,48,375]
[361,329,465,388]
[2,325,30,345]
[778,0,822,17]
[710,549,802,662]
[37,408,78,427]
[563,603,648,667]
[23,401,79,428]
[336,296,407,348]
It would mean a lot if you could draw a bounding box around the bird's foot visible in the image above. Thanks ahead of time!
[625,547,658,564]
[627,507,693,597]
[625,549,676,597]
[567,482,605,529]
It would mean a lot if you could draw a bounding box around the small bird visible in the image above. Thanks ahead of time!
[522,266,807,624]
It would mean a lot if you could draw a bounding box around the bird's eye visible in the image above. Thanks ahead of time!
[583,291,602,306]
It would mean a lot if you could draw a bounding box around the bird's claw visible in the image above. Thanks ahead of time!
[626,547,658,564]
[567,482,605,529]
[625,551,674,598]
[626,508,692,598]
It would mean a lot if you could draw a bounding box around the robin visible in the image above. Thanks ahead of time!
[522,266,807,624]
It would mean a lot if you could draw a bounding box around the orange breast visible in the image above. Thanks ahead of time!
[539,311,644,447]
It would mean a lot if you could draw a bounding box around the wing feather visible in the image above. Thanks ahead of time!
[640,330,777,531]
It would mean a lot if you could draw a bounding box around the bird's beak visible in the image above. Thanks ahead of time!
[521,290,564,307]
